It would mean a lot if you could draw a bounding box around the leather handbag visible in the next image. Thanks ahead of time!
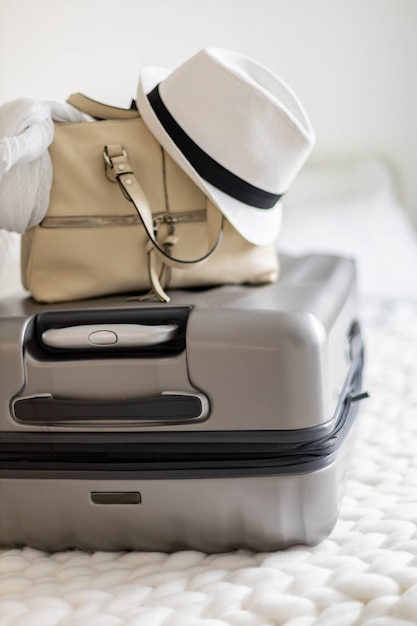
[21,94,279,303]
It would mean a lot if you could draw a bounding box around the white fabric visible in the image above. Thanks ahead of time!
[279,158,417,298]
[0,230,21,296]
[1,299,417,625]
[136,48,315,246]
[0,99,92,233]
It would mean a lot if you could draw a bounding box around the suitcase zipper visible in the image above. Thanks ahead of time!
[0,382,365,475]
[40,209,207,229]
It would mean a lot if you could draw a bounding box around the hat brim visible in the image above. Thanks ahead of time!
[136,66,282,246]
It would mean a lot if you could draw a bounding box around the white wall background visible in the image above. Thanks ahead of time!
[1,0,416,220]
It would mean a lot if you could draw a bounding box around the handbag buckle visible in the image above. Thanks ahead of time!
[103,145,131,183]
[153,213,178,237]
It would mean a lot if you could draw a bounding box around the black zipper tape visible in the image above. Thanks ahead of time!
[0,367,365,478]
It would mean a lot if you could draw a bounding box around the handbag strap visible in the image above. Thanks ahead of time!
[67,92,140,120]
[67,92,224,300]
[104,144,224,301]
[104,144,223,268]
[69,94,224,265]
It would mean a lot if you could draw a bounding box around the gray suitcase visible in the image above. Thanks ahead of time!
[0,254,366,552]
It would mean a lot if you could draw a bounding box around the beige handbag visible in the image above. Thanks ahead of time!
[21,94,279,303]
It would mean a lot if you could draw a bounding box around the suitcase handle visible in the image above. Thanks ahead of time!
[41,323,178,350]
[32,307,191,359]
[12,392,209,425]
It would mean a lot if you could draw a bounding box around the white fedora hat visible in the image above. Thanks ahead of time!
[136,48,315,246]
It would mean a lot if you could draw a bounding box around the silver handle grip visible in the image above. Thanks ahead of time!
[41,323,178,350]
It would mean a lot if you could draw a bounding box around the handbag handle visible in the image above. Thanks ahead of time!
[67,92,140,120]
[104,144,223,268]
[104,144,224,301]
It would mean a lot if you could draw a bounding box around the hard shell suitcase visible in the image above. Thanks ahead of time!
[0,254,366,552]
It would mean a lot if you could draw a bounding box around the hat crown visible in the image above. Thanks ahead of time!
[136,47,315,245]
[158,48,315,193]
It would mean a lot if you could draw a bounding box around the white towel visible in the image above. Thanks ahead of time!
[0,98,92,233]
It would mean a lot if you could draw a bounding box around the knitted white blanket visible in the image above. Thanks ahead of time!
[1,299,417,626]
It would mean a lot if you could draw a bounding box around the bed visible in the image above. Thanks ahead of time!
[1,158,417,625]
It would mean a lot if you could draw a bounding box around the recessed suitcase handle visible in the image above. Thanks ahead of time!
[32,307,190,359]
[12,392,209,424]
[41,323,178,350]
